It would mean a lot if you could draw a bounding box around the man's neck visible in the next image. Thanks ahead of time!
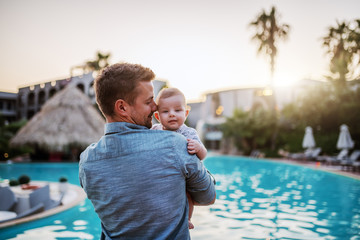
[106,115,132,124]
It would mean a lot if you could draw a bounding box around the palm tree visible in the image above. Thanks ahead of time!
[85,51,111,71]
[249,6,289,150]
[349,19,360,60]
[322,21,352,88]
[249,6,290,86]
[322,19,360,89]
[71,51,111,76]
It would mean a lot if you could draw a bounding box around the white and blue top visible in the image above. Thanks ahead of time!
[151,123,202,144]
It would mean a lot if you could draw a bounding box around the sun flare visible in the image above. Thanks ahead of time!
[273,72,299,88]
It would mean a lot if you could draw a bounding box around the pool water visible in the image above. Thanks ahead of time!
[1,156,360,239]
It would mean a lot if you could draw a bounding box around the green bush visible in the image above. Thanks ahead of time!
[59,176,68,182]
[0,117,32,161]
[18,174,31,184]
[9,178,19,186]
[221,108,277,155]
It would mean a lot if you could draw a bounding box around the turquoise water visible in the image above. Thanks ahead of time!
[1,156,360,239]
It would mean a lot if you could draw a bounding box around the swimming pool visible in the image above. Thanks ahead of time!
[0,156,359,239]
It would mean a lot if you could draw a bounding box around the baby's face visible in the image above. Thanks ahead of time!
[157,95,187,131]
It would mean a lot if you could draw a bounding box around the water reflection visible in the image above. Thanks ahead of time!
[190,156,360,239]
[7,225,94,240]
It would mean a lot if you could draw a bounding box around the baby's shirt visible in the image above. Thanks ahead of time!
[151,124,202,143]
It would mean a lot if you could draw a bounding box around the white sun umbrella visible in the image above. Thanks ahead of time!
[336,124,354,150]
[302,126,316,149]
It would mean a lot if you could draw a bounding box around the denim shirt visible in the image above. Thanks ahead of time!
[79,122,216,239]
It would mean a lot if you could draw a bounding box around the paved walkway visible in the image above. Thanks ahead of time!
[268,157,360,180]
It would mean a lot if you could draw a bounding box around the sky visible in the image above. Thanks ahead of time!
[0,0,359,101]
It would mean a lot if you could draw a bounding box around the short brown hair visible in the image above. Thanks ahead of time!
[156,87,186,106]
[94,62,155,117]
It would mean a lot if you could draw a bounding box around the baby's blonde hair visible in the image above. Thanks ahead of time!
[156,87,186,105]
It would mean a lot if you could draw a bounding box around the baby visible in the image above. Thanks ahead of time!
[151,87,207,229]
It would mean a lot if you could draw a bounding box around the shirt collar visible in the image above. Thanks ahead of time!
[104,122,149,135]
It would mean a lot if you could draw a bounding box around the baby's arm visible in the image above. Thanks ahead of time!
[187,139,207,160]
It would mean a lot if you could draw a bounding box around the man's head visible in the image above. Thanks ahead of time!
[95,62,157,128]
[154,88,190,131]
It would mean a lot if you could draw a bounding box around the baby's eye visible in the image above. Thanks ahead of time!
[162,110,168,113]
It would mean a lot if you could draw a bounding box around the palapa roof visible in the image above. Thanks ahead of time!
[11,85,105,151]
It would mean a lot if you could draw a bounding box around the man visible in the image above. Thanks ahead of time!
[79,63,216,239]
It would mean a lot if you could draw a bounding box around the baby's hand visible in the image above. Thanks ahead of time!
[187,139,201,155]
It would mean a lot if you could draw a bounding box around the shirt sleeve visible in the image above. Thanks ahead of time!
[174,135,215,204]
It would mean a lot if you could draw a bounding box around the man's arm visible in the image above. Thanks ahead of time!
[193,194,216,206]
[183,157,216,205]
[174,133,216,205]
[192,169,216,205]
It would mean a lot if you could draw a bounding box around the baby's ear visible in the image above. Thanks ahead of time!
[185,106,190,118]
[154,112,160,121]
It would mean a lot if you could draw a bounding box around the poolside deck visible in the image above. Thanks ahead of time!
[264,157,360,180]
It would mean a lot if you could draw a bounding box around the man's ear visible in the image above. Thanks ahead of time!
[114,99,128,117]
[154,112,160,121]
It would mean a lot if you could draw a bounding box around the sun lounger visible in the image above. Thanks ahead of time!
[250,150,260,158]
[352,159,360,172]
[341,150,360,171]
[317,149,348,165]
[306,147,322,161]
[29,185,63,211]
[15,202,44,218]
[0,186,45,224]
[0,202,45,224]
[0,186,17,211]
[289,148,313,160]
[290,147,321,161]
[0,186,17,223]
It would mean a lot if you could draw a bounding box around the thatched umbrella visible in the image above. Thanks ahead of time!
[10,85,105,159]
